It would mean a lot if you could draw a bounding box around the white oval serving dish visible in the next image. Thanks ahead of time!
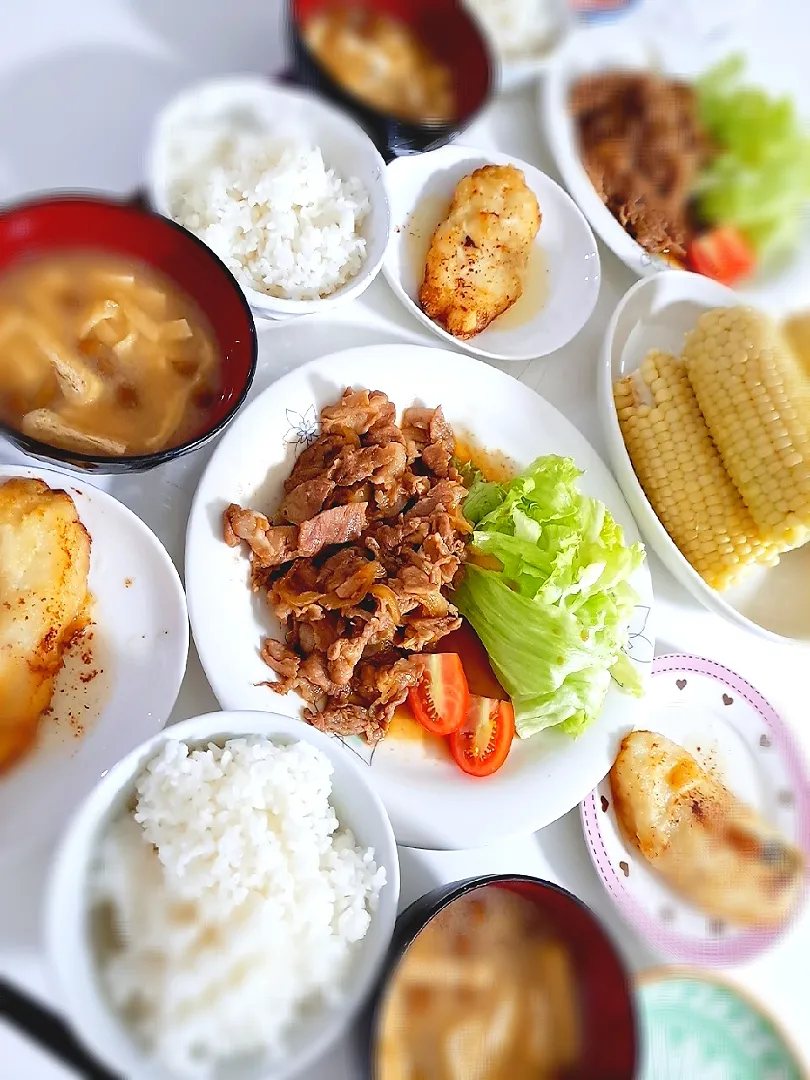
[600,271,810,643]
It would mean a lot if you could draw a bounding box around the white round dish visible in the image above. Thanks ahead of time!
[382,145,600,362]
[541,25,810,315]
[45,710,400,1080]
[0,465,188,858]
[600,270,810,643]
[581,654,810,966]
[146,76,391,322]
[185,343,654,850]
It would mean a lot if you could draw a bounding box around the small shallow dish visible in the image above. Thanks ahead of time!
[366,875,638,1078]
[288,0,494,161]
[147,76,391,322]
[45,710,400,1080]
[0,464,188,860]
[0,194,257,473]
[542,24,810,314]
[581,654,810,966]
[383,145,600,361]
[184,343,654,850]
[635,967,806,1079]
[601,270,810,643]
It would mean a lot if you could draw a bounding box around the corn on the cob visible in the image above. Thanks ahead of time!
[615,350,780,592]
[683,306,810,550]
[783,312,810,375]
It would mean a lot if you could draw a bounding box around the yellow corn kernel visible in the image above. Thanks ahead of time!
[615,350,780,592]
[683,306,810,550]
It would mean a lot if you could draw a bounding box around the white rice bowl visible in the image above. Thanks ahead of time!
[168,137,370,302]
[45,712,399,1080]
[92,737,385,1078]
[147,78,391,319]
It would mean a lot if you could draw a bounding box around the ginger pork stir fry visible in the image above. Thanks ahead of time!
[224,389,471,743]
[570,72,710,262]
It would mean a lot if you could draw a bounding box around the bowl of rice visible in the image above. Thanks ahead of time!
[146,77,391,321]
[45,711,400,1080]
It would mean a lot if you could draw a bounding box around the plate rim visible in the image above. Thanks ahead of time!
[581,652,810,966]
[185,341,655,849]
[0,463,190,857]
[540,24,661,281]
[382,143,601,362]
[634,964,807,1076]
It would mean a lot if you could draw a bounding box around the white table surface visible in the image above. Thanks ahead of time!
[0,1,808,1077]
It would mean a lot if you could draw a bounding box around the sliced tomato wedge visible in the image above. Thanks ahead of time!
[449,695,515,777]
[408,653,469,736]
[687,226,756,286]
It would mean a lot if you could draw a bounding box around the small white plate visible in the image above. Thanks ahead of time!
[581,654,810,966]
[382,145,600,361]
[542,25,810,315]
[185,343,654,850]
[0,465,188,857]
[600,270,810,644]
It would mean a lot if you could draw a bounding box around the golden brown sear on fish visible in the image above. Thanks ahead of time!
[419,164,541,340]
[0,478,91,771]
[610,730,805,928]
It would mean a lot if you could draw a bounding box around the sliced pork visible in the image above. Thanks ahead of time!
[224,388,471,742]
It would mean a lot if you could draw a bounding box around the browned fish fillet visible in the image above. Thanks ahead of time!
[0,478,91,771]
[610,730,805,928]
[419,164,541,340]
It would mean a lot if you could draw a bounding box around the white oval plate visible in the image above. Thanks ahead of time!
[581,654,810,966]
[185,343,654,850]
[382,145,600,362]
[0,465,188,857]
[541,25,810,315]
[600,270,810,644]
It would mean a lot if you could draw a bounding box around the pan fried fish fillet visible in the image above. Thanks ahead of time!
[419,164,541,340]
[0,478,91,771]
[610,730,805,928]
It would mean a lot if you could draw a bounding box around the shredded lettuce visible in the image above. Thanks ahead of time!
[695,55,810,260]
[453,455,645,740]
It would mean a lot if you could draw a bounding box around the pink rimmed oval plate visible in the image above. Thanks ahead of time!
[581,654,810,966]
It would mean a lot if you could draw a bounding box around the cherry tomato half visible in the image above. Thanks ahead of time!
[408,653,469,736]
[449,695,515,777]
[687,226,756,287]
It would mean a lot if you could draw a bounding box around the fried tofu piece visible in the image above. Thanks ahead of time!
[0,479,91,771]
[419,164,541,340]
[610,730,805,928]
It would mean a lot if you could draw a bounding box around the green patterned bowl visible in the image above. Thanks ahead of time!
[636,969,806,1080]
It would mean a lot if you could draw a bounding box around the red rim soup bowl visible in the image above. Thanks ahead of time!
[367,874,638,1079]
[0,193,258,473]
[289,0,495,161]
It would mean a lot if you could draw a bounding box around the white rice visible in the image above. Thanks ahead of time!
[92,737,385,1079]
[167,132,370,301]
[464,0,563,58]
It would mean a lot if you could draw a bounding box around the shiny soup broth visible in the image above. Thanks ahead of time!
[0,252,221,456]
[376,886,581,1080]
